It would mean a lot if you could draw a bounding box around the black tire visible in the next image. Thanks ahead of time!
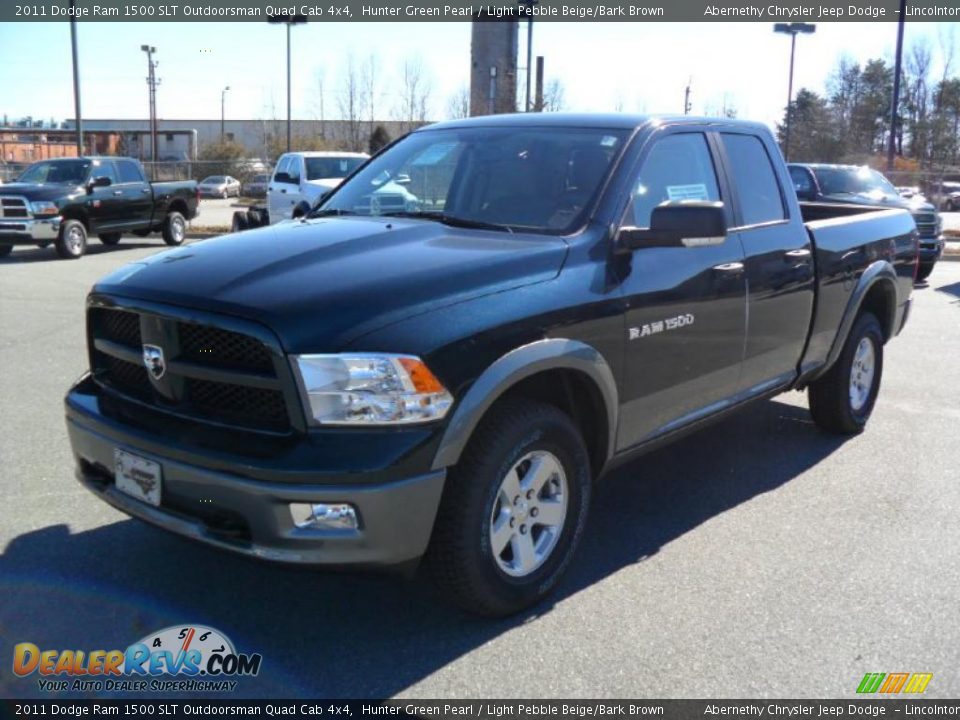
[98,232,122,246]
[231,211,250,233]
[55,219,87,259]
[248,209,268,227]
[426,398,592,617]
[292,205,308,220]
[915,263,935,282]
[133,229,152,238]
[947,199,956,212]
[162,211,186,246]
[808,312,884,435]
[0,244,12,258]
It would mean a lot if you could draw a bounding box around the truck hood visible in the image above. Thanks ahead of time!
[0,183,83,202]
[95,216,567,352]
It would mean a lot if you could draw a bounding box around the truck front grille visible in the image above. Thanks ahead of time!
[912,212,937,239]
[0,197,29,219]
[88,306,294,433]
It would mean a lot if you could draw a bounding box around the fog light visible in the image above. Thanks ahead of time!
[289,503,358,530]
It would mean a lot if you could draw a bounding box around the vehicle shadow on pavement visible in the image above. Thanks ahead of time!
[0,398,845,698]
[0,243,163,264]
[934,279,960,301]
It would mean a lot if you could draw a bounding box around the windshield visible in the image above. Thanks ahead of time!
[17,160,92,185]
[813,167,898,198]
[317,126,628,233]
[305,157,366,181]
[201,176,225,184]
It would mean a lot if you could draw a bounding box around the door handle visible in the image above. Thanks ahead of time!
[784,248,811,260]
[280,189,287,194]
[113,190,123,196]
[712,262,744,274]
[140,188,150,194]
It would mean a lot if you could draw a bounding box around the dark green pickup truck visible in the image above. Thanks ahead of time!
[0,156,199,259]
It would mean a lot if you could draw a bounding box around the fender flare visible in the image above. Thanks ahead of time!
[820,260,898,376]
[430,338,618,471]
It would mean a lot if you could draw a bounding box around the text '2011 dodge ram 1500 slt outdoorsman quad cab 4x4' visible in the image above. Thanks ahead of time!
[66,115,918,616]
[0,157,199,259]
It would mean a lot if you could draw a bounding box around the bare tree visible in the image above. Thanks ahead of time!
[543,79,566,112]
[446,85,470,119]
[396,56,433,133]
[338,54,363,151]
[362,54,380,131]
[312,68,327,140]
[613,92,625,113]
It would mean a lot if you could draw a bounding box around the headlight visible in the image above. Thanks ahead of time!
[29,201,59,217]
[293,353,453,425]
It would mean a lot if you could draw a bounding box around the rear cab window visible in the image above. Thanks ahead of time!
[721,134,786,226]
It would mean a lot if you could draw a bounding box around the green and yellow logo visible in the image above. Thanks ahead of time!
[857,673,933,694]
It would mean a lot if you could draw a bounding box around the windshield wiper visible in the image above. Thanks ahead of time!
[380,210,513,233]
[308,208,356,219]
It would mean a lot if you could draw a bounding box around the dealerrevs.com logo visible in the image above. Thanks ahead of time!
[13,625,262,693]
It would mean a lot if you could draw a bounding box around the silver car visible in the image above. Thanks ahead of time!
[198,175,241,198]
[242,173,270,198]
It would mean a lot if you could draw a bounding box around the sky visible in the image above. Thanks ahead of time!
[0,20,956,132]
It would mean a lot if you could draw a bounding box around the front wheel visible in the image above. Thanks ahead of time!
[916,262,935,282]
[55,219,87,259]
[426,398,592,617]
[808,312,884,435]
[162,211,186,246]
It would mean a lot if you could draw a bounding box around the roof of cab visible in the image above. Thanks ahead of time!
[419,112,770,134]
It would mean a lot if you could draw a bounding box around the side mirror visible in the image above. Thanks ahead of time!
[795,188,814,201]
[87,175,112,192]
[274,171,291,184]
[617,201,727,251]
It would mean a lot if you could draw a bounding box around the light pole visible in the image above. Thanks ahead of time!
[69,0,83,155]
[887,0,907,171]
[140,45,159,163]
[518,0,539,111]
[773,22,816,161]
[221,85,230,141]
[267,14,307,153]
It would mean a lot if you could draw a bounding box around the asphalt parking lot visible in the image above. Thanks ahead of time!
[1,241,958,699]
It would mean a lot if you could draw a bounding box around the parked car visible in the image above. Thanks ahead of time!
[241,173,270,198]
[926,180,960,211]
[0,156,199,259]
[267,151,368,223]
[198,175,241,198]
[67,114,917,616]
[789,163,943,282]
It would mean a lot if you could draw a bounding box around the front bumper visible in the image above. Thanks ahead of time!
[0,216,60,245]
[66,379,447,567]
[918,235,944,264]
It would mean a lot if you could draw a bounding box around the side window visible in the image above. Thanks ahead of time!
[287,157,301,184]
[90,160,119,185]
[721,134,786,226]
[273,156,290,183]
[625,133,721,228]
[116,160,145,184]
[789,166,814,197]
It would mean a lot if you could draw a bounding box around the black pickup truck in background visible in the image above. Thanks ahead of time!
[0,157,199,259]
[789,163,942,281]
[66,115,917,616]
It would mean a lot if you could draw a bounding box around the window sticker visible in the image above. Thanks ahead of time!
[666,183,709,201]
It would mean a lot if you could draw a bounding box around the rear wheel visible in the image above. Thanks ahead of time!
[98,232,122,246]
[162,211,186,246]
[426,398,591,617]
[55,219,87,259]
[808,312,884,435]
[231,211,250,233]
[916,263,934,282]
